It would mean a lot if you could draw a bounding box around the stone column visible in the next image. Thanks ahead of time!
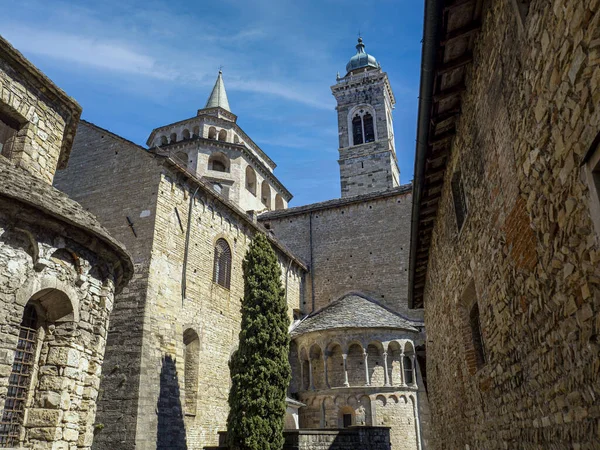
[308,359,315,391]
[342,353,350,387]
[324,353,330,388]
[363,351,370,387]
[411,355,417,386]
[400,352,406,386]
[382,352,390,386]
[300,358,304,391]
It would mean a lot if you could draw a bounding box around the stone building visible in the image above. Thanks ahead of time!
[259,39,429,450]
[53,38,427,449]
[54,81,306,449]
[0,35,132,449]
[409,0,600,448]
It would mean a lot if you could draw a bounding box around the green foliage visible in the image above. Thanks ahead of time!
[227,233,291,450]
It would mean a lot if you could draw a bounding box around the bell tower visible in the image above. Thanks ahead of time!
[331,37,400,198]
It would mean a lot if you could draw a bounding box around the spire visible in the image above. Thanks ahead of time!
[205,70,231,112]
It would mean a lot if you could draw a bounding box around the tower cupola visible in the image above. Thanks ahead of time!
[345,37,380,75]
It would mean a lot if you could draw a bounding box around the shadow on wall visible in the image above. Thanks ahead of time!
[157,355,188,450]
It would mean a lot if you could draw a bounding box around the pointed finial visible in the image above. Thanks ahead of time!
[356,36,365,53]
[205,69,231,112]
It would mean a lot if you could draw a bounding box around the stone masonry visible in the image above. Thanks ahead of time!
[51,38,429,450]
[331,40,400,198]
[260,187,421,319]
[54,121,306,449]
[0,35,132,450]
[410,0,600,448]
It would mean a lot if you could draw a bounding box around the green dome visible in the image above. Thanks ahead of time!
[346,37,379,74]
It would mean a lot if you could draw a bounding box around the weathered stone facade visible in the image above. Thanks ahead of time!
[332,40,400,198]
[260,188,421,319]
[146,74,291,213]
[410,0,600,448]
[51,38,427,450]
[257,39,428,448]
[0,35,132,449]
[282,427,391,450]
[287,294,425,450]
[54,121,306,449]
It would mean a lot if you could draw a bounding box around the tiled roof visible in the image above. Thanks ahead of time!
[291,293,419,337]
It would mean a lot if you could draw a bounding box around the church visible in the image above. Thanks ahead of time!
[52,37,428,449]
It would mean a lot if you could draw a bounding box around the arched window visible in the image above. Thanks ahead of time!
[363,112,374,142]
[403,356,414,385]
[183,329,199,415]
[246,166,257,195]
[208,127,217,140]
[275,194,285,210]
[261,182,272,209]
[208,153,229,172]
[169,132,177,144]
[0,289,73,446]
[350,107,377,146]
[234,135,240,144]
[213,239,231,288]
[192,125,200,138]
[182,129,190,140]
[160,135,168,146]
[352,115,363,145]
[0,304,38,446]
[218,129,227,141]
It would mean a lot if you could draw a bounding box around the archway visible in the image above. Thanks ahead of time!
[0,289,74,446]
[367,341,385,386]
[275,194,285,210]
[346,342,364,387]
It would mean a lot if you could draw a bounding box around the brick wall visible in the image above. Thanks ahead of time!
[423,1,600,448]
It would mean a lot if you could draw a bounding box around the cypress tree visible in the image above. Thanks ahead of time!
[227,233,291,450]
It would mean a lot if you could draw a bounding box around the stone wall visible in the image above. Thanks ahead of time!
[55,122,305,449]
[331,69,399,198]
[0,161,131,449]
[54,122,160,449]
[283,427,391,450]
[423,1,600,448]
[260,188,422,320]
[135,170,304,449]
[0,36,80,184]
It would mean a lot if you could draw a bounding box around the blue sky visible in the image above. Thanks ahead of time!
[2,0,425,206]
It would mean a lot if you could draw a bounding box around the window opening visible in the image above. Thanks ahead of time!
[0,113,20,159]
[211,160,226,172]
[343,414,352,428]
[470,302,486,369]
[363,112,375,143]
[352,115,363,145]
[0,305,38,446]
[213,239,232,288]
[451,171,468,231]
[245,166,257,195]
[403,356,414,385]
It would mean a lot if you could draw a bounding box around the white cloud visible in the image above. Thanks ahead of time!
[3,25,175,80]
